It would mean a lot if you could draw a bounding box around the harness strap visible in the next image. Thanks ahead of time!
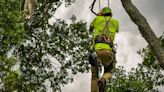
[95,17,113,45]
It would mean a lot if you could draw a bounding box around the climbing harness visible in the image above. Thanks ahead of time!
[95,17,113,47]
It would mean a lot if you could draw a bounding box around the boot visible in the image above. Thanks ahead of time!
[98,77,106,92]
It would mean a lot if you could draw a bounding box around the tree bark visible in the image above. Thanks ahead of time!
[121,0,164,69]
[24,0,35,19]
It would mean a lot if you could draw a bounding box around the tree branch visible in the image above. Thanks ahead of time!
[121,0,164,69]
[90,0,98,16]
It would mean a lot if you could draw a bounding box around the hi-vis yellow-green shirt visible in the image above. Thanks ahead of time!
[90,16,119,51]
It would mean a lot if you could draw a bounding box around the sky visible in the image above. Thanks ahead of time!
[50,0,164,92]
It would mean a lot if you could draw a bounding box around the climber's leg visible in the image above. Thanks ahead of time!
[91,66,99,92]
[101,65,113,84]
[96,50,114,91]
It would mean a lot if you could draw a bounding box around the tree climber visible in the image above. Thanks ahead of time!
[89,7,119,92]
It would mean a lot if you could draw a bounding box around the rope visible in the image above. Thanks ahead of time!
[108,0,110,8]
[99,0,101,11]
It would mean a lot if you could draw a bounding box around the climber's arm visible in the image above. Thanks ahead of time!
[89,17,97,32]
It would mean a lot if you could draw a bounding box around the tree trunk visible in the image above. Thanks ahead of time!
[24,0,35,19]
[121,0,164,69]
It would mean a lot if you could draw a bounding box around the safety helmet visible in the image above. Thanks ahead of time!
[101,7,112,14]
